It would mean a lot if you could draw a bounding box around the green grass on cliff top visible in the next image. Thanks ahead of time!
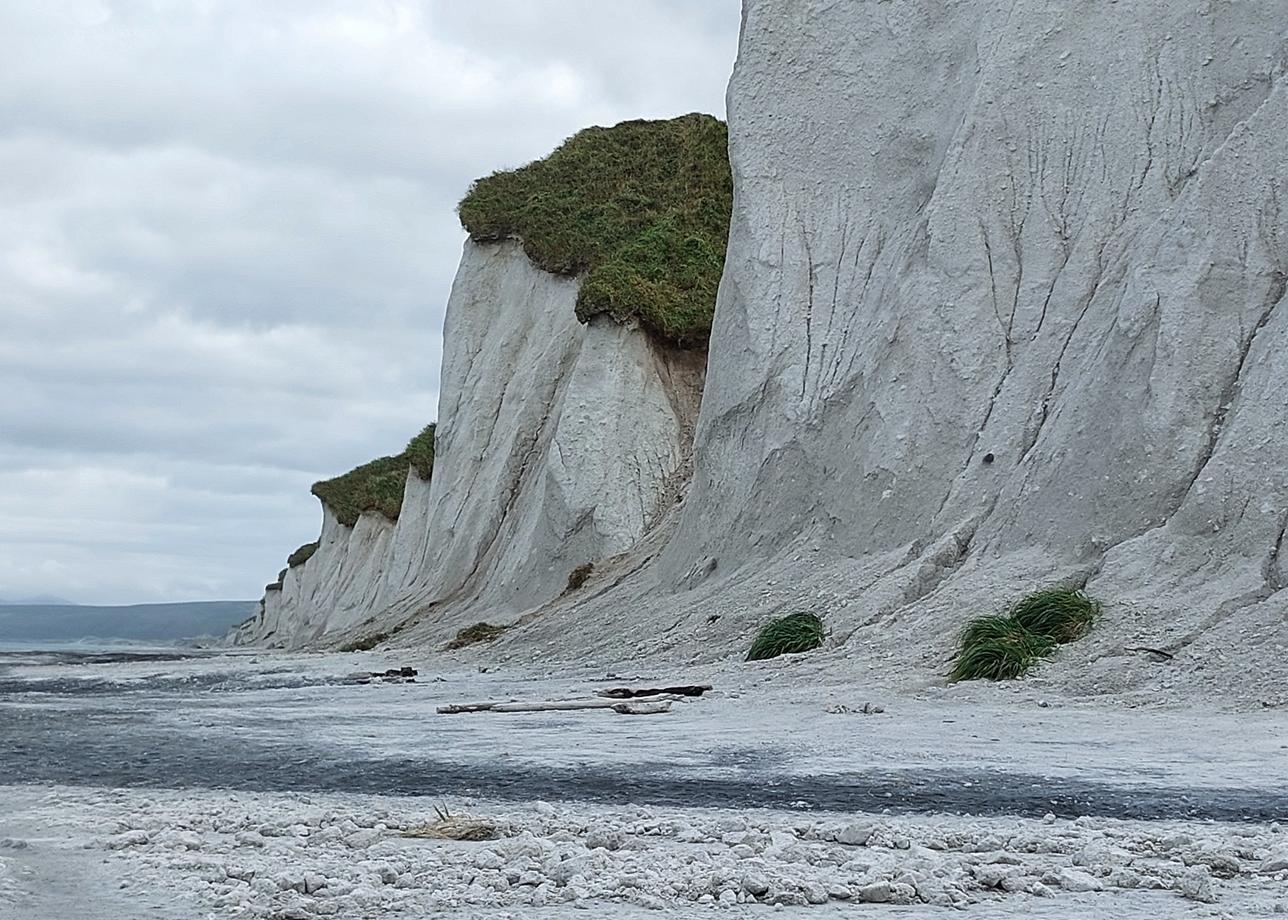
[457,113,731,347]
[311,424,436,526]
[286,541,319,568]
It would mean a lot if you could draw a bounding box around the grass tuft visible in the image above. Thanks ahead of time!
[951,587,1102,682]
[950,618,1056,682]
[1008,588,1100,643]
[746,612,825,662]
[446,622,509,651]
[457,113,732,347]
[287,541,319,568]
[311,425,436,526]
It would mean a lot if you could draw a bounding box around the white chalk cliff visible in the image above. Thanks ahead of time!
[242,1,1287,698]
[488,0,1288,699]
[235,240,703,648]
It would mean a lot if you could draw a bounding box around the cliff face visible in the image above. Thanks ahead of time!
[385,239,703,623]
[232,484,420,647]
[670,0,1287,572]
[242,2,1287,696]
[612,0,1285,683]
[236,240,703,648]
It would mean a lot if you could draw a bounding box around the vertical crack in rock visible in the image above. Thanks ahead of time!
[1016,248,1113,467]
[1175,272,1287,512]
[800,223,816,401]
[1268,512,1288,593]
[825,228,885,397]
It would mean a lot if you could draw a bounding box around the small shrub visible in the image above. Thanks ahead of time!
[1009,588,1100,643]
[746,612,825,662]
[950,618,1056,682]
[287,541,319,568]
[951,586,1102,682]
[340,631,390,653]
[565,562,594,593]
[446,622,509,650]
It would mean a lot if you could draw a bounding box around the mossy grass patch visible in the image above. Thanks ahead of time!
[746,612,826,662]
[311,424,437,526]
[951,587,1101,682]
[406,423,436,481]
[311,454,408,527]
[457,113,732,347]
[287,541,319,568]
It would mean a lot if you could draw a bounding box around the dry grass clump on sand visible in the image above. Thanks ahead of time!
[445,622,510,650]
[405,806,502,842]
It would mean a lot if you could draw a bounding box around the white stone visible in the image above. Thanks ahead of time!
[107,830,150,849]
[1057,868,1104,892]
[1179,866,1217,903]
[857,881,892,903]
[585,827,625,851]
[343,829,380,849]
[1262,851,1288,874]
[836,823,873,847]
[802,883,829,905]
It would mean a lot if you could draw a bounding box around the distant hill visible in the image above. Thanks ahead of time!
[0,601,257,643]
[0,595,73,606]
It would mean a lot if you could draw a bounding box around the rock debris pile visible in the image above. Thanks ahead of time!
[26,789,1285,917]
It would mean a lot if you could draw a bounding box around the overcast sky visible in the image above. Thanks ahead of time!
[0,1,740,605]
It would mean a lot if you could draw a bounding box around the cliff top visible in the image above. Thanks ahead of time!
[457,113,731,347]
[311,423,436,527]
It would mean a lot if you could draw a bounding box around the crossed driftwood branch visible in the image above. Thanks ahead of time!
[436,683,713,716]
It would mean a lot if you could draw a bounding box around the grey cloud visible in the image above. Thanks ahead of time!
[0,0,740,604]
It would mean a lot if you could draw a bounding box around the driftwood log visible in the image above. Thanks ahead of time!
[596,684,713,699]
[438,693,687,715]
[436,700,514,714]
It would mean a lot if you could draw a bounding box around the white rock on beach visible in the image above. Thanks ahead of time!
[836,823,873,847]
[1180,865,1217,903]
[1058,867,1104,893]
[1260,851,1288,874]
